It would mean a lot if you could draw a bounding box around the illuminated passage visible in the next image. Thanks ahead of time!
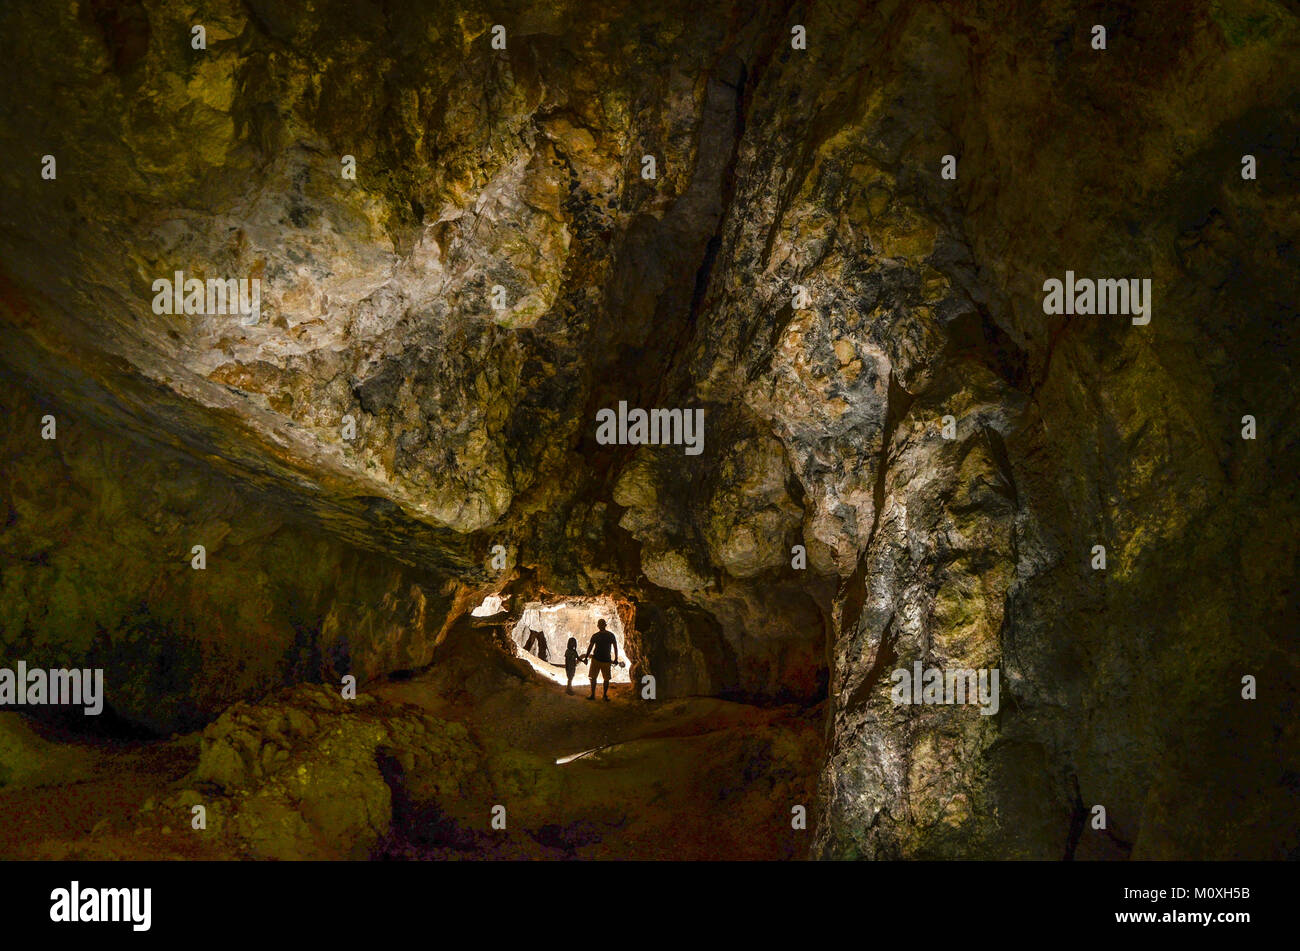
[510,599,630,687]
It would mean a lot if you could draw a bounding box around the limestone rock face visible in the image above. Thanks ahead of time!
[781,1,1300,860]
[1,0,1297,858]
[0,379,459,731]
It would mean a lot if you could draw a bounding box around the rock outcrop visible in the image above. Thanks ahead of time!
[1,0,1296,858]
[146,684,480,860]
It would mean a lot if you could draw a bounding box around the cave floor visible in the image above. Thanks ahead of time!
[375,674,824,859]
[0,722,224,860]
[0,674,824,861]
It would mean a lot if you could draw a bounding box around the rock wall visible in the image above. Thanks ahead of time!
[0,377,458,731]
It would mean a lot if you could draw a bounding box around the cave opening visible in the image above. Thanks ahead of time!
[508,598,631,687]
[471,594,508,617]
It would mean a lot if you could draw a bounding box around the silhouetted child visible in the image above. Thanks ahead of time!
[564,637,580,694]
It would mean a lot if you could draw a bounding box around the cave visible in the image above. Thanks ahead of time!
[0,0,1297,873]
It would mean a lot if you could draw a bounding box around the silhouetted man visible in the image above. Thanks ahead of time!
[583,619,619,701]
